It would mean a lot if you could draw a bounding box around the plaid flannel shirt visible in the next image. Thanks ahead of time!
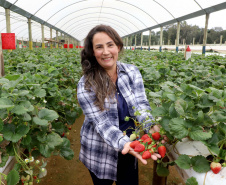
[77,61,154,181]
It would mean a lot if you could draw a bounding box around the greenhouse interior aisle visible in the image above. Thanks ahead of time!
[39,114,185,185]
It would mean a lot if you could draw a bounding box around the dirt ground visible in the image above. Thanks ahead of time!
[40,115,185,185]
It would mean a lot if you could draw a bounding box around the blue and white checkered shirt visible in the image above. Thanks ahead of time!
[77,61,154,181]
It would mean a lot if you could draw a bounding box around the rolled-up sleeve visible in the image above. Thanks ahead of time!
[77,82,130,151]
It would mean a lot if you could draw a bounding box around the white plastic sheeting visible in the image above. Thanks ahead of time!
[1,0,226,41]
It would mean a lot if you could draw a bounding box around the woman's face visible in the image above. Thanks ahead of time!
[92,32,120,72]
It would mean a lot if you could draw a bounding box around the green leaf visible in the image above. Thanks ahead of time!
[0,98,14,109]
[191,155,210,173]
[166,94,176,101]
[189,128,212,141]
[21,113,31,121]
[0,153,9,167]
[59,138,74,160]
[169,118,189,139]
[7,169,20,185]
[174,99,187,116]
[149,91,162,97]
[0,119,3,131]
[175,155,191,169]
[33,117,49,126]
[34,88,46,98]
[18,90,30,96]
[186,177,198,185]
[11,105,28,115]
[152,107,168,117]
[21,135,31,145]
[156,163,169,177]
[2,124,29,143]
[38,109,59,121]
[211,111,226,122]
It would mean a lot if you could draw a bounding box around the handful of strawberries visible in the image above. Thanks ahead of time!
[130,132,166,160]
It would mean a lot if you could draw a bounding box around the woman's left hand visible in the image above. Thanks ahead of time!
[122,142,147,165]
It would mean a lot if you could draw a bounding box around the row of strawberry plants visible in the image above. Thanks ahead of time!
[121,50,226,184]
[0,48,82,185]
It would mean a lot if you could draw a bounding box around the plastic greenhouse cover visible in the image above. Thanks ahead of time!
[1,0,226,42]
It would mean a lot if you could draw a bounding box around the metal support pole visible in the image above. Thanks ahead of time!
[148,30,151,51]
[134,35,137,50]
[0,33,5,77]
[56,30,58,48]
[202,13,210,55]
[141,32,143,50]
[176,22,180,52]
[41,24,45,49]
[159,27,163,52]
[28,18,33,50]
[5,9,11,33]
[50,28,53,49]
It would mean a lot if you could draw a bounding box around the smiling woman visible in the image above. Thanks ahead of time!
[77,25,157,185]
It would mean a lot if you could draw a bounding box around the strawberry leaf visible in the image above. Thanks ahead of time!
[0,98,14,109]
[38,108,59,121]
[7,169,20,185]
[175,154,191,169]
[156,163,169,177]
[189,128,212,141]
[191,155,210,173]
[186,177,198,185]
[169,118,189,139]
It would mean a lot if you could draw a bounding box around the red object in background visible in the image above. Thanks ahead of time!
[132,47,134,50]
[186,45,191,51]
[69,44,73,48]
[1,33,16,49]
[76,45,78,48]
[64,44,68,48]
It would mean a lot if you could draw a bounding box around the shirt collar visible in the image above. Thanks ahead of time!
[116,61,126,74]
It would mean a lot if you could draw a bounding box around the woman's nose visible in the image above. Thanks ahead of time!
[103,47,110,54]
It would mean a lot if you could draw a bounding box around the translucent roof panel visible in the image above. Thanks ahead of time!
[1,0,226,42]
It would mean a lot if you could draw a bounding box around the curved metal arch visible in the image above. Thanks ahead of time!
[46,0,88,22]
[59,12,139,31]
[53,6,147,28]
[31,0,52,17]
[69,20,128,37]
[153,0,175,20]
[65,16,134,35]
[68,19,129,35]
[194,0,206,13]
[116,0,158,24]
[70,23,126,40]
[0,19,26,32]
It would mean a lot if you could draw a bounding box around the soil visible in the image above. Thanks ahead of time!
[40,115,185,185]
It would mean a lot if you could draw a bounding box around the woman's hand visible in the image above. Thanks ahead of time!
[149,125,168,144]
[122,142,147,165]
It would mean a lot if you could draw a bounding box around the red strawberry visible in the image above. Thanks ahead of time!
[140,134,150,141]
[158,145,166,158]
[134,144,145,152]
[152,132,161,140]
[130,140,140,149]
[68,126,72,130]
[147,148,155,154]
[142,151,152,159]
[210,162,222,174]
[143,138,152,145]
[152,144,157,148]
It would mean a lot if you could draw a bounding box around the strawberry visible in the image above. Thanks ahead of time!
[210,162,222,174]
[130,133,137,141]
[143,138,152,145]
[158,145,166,158]
[140,134,150,141]
[152,132,161,140]
[147,148,155,154]
[142,151,152,159]
[134,144,145,152]
[130,140,140,149]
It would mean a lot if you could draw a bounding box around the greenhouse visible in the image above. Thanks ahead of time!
[1,0,226,185]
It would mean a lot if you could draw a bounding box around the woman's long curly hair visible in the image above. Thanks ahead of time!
[81,25,123,111]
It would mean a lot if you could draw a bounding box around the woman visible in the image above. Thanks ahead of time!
[77,25,159,185]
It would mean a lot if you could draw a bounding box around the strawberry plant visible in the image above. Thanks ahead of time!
[0,48,83,184]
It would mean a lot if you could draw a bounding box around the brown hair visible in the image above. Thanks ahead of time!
[81,25,123,111]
